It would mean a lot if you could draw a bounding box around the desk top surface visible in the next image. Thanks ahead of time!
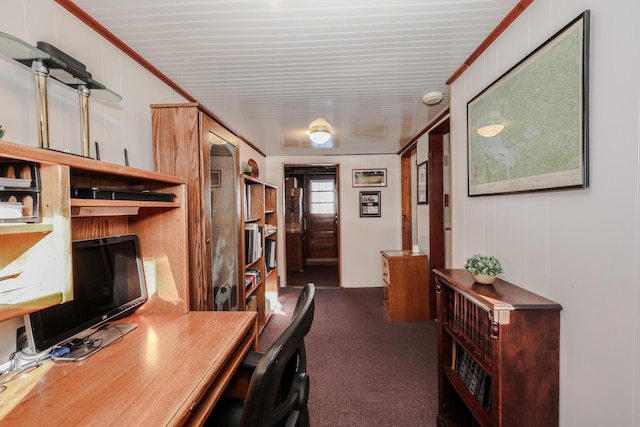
[1,311,257,426]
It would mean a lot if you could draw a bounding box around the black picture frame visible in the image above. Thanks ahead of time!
[417,161,428,204]
[467,10,590,196]
[359,191,381,217]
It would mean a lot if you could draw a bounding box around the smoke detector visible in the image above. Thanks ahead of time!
[422,91,444,106]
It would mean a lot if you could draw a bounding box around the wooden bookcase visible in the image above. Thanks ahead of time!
[0,139,189,321]
[433,269,561,427]
[241,175,278,331]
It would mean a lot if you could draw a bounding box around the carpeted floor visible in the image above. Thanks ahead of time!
[260,286,438,427]
[286,264,339,288]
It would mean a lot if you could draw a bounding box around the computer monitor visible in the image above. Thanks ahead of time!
[24,234,148,354]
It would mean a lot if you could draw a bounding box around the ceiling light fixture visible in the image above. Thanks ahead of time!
[422,90,443,106]
[309,118,331,144]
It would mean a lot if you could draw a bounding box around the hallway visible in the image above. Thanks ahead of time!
[286,263,339,288]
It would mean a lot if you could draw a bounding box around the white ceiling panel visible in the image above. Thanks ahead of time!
[71,0,519,155]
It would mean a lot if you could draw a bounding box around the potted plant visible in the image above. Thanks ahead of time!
[464,254,503,284]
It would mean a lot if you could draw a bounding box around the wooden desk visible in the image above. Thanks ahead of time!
[1,311,258,426]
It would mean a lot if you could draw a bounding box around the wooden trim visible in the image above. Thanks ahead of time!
[428,132,445,319]
[398,108,449,156]
[55,1,267,158]
[400,154,413,251]
[446,0,534,85]
[55,0,195,103]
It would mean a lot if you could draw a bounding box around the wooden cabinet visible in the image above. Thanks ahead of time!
[0,139,189,320]
[151,102,242,312]
[380,250,429,321]
[433,269,561,427]
[242,176,278,330]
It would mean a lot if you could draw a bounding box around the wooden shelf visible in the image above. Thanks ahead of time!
[443,368,492,427]
[0,139,190,320]
[0,223,52,236]
[435,269,561,427]
[0,292,63,322]
[241,177,279,331]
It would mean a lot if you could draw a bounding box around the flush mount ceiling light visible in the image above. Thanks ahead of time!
[308,118,331,144]
[422,90,443,106]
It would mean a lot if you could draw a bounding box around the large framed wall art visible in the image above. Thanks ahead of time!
[467,10,590,196]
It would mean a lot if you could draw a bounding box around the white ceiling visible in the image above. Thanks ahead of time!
[71,0,518,156]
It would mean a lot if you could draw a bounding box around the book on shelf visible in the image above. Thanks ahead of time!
[245,269,260,286]
[453,343,491,409]
[245,273,256,289]
[265,239,276,269]
[244,223,263,264]
[243,184,251,220]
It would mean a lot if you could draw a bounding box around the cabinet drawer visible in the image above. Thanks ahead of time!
[381,256,390,285]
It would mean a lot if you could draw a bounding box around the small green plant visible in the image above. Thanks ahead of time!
[0,125,4,140]
[243,164,253,175]
[464,254,503,275]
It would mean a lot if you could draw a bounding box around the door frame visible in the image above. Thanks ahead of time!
[282,163,341,287]
[399,111,449,319]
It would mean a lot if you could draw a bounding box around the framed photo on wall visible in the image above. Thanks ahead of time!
[211,170,221,188]
[417,161,428,204]
[352,169,387,187]
[359,191,381,217]
[467,11,590,196]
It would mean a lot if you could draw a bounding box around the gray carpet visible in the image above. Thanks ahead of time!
[260,286,438,427]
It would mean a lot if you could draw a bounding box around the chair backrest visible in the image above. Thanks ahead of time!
[240,283,315,427]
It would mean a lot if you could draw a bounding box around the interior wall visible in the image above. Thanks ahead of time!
[0,0,188,169]
[0,0,191,364]
[449,0,640,425]
[265,154,402,288]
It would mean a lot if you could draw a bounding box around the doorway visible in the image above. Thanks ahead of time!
[399,116,450,319]
[283,164,340,288]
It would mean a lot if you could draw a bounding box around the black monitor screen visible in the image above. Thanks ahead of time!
[25,234,148,352]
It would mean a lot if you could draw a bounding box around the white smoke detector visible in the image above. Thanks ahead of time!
[422,91,444,106]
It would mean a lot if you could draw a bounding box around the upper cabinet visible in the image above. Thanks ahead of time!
[151,102,243,312]
[0,140,189,321]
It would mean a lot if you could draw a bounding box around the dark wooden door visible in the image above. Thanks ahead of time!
[305,174,338,260]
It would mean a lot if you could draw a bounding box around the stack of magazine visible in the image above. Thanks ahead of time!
[0,176,32,222]
[0,201,24,220]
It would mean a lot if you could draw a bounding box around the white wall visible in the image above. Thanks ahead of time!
[266,155,402,288]
[450,0,640,425]
[0,0,192,363]
[0,0,188,168]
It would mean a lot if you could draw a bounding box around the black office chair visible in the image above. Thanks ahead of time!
[207,283,315,427]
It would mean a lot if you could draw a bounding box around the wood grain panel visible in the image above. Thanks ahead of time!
[2,312,257,426]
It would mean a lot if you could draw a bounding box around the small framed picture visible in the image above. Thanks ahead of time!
[359,191,381,217]
[352,169,387,187]
[417,161,428,204]
[211,170,221,188]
